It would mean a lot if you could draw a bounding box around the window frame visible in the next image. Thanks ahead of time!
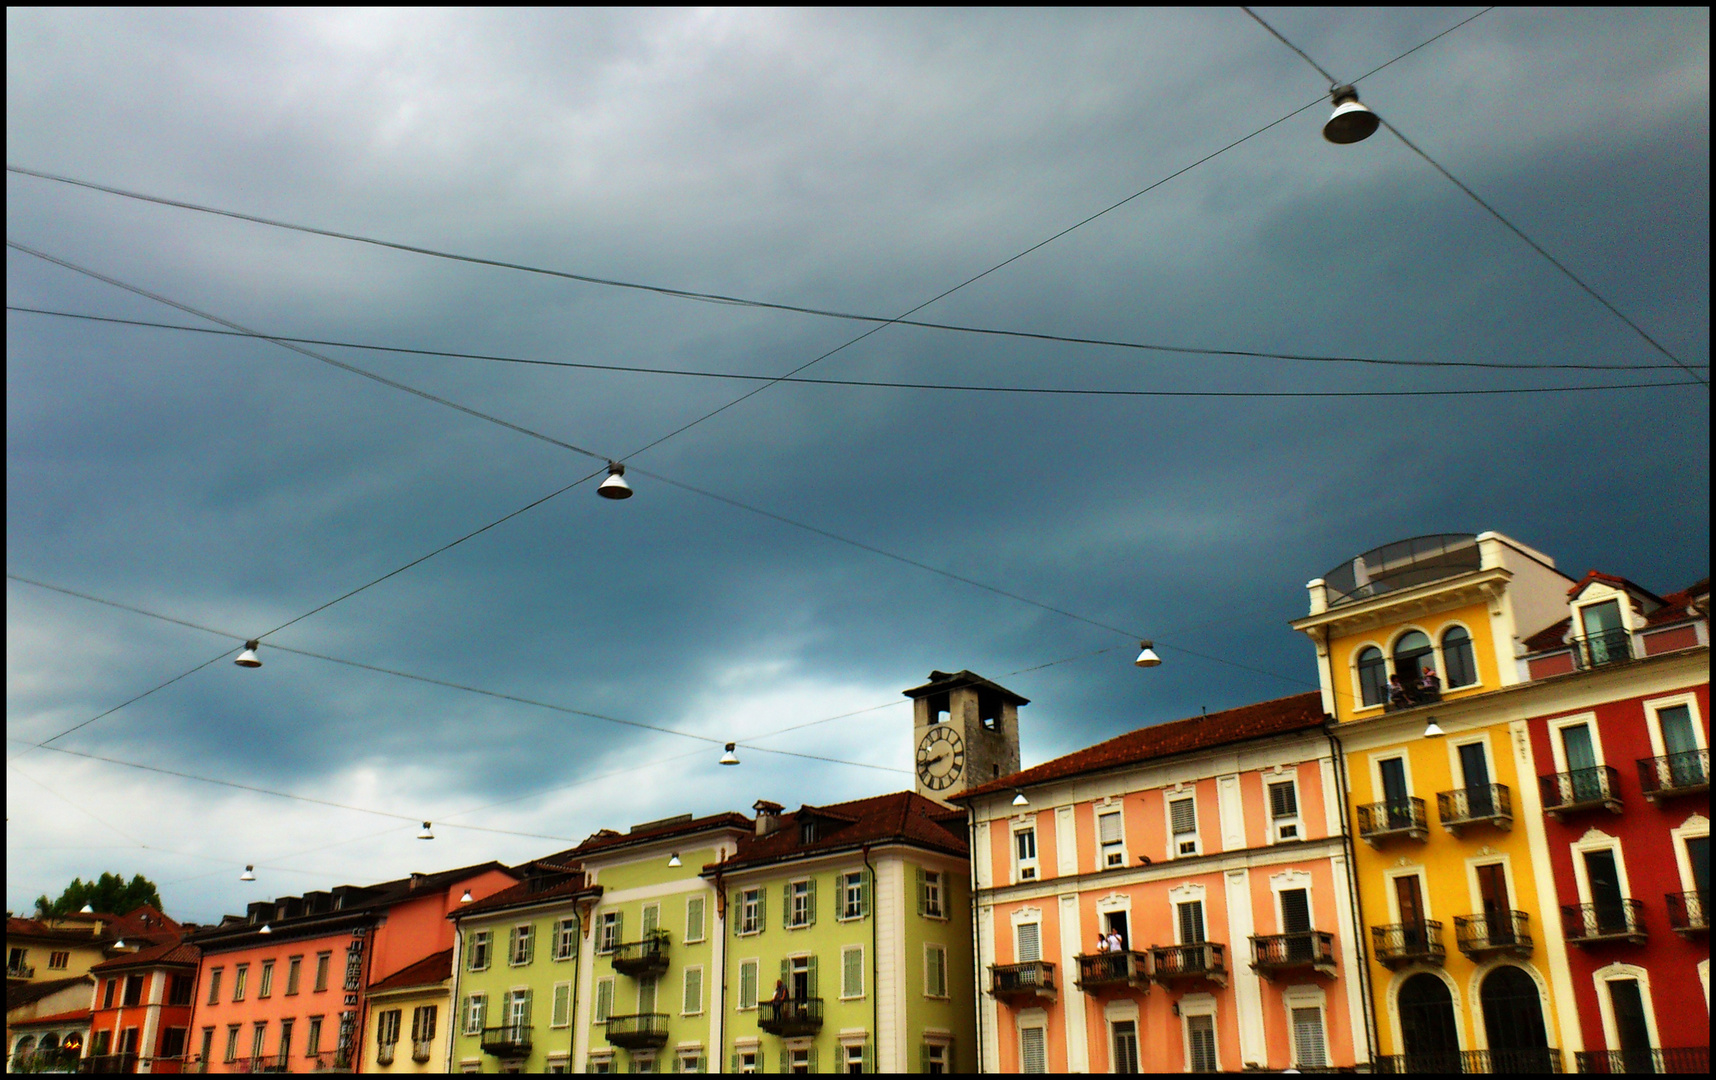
[1168,794,1200,857]
[314,951,331,992]
[681,965,705,1017]
[550,981,572,1029]
[1097,807,1127,869]
[1284,991,1329,1070]
[304,1017,323,1056]
[924,942,949,999]
[739,887,763,936]
[1013,824,1039,882]
[509,923,535,967]
[258,959,275,999]
[685,895,706,944]
[787,878,814,929]
[1181,999,1220,1073]
[840,945,865,1001]
[284,955,302,996]
[1018,1024,1048,1074]
[463,992,486,1036]
[737,958,760,1011]
[1440,624,1479,688]
[593,977,615,1023]
[839,871,866,921]
[553,917,578,961]
[232,963,249,1003]
[1267,778,1302,843]
[597,911,622,954]
[468,930,492,971]
[1643,691,1708,761]
[205,968,223,1007]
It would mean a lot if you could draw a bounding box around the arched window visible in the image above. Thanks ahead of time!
[1398,974,1459,1072]
[1393,631,1433,683]
[1358,647,1388,707]
[12,1035,36,1062]
[1480,966,1551,1072]
[38,1034,58,1051]
[1441,627,1477,688]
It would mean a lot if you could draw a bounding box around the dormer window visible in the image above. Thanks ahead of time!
[1441,626,1477,687]
[800,819,819,845]
[1578,599,1631,667]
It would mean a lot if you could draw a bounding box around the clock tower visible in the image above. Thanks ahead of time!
[904,670,1027,805]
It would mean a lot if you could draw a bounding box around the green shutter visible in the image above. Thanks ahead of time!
[916,867,927,916]
[757,1049,765,1073]
[521,989,533,1026]
[862,1040,875,1073]
[552,983,571,1027]
[780,958,790,996]
[843,948,862,998]
[730,1054,740,1073]
[779,1044,791,1073]
[920,1044,930,1073]
[642,905,658,937]
[807,1047,818,1073]
[860,869,872,919]
[806,877,817,927]
[683,968,701,1015]
[758,888,766,933]
[807,954,818,1000]
[946,1039,955,1073]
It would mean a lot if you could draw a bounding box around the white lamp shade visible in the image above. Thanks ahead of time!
[719,743,740,766]
[418,822,435,840]
[240,865,256,882]
[1423,718,1446,739]
[79,903,95,914]
[597,463,634,499]
[1134,641,1162,668]
[460,890,474,904]
[1011,790,1029,807]
[234,641,262,668]
[667,853,682,867]
[1323,88,1380,144]
[258,925,271,935]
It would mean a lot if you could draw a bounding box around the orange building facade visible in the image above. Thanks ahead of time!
[955,694,1371,1073]
[85,939,201,1073]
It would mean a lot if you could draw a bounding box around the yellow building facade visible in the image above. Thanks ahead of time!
[1294,533,1585,1071]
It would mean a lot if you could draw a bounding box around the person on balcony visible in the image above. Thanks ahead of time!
[1106,928,1124,954]
[1418,667,1441,696]
[1388,674,1411,706]
[1094,933,1111,954]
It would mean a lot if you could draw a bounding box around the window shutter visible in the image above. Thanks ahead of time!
[1017,922,1041,962]
[687,896,705,942]
[808,1047,818,1073]
[615,911,624,948]
[863,1040,875,1073]
[1271,782,1298,818]
[779,1045,791,1074]
[520,989,532,1026]
[739,960,757,1010]
[843,947,863,998]
[807,954,819,999]
[946,1039,955,1072]
[758,887,766,932]
[1179,901,1205,944]
[642,905,658,936]
[595,980,612,1023]
[784,882,793,924]
[1021,1028,1047,1074]
[1099,812,1122,844]
[1170,798,1196,834]
[478,994,488,1029]
[806,877,817,926]
[917,867,927,915]
[860,868,872,918]
[526,926,536,964]
[920,1044,930,1073]
[1292,1007,1328,1068]
[730,1054,740,1073]
[552,983,571,1027]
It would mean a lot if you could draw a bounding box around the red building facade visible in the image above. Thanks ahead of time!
[86,940,201,1073]
[1522,575,1709,1072]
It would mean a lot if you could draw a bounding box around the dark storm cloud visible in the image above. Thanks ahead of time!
[7,8,1707,921]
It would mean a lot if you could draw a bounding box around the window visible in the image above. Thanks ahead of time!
[206,968,223,1006]
[551,982,572,1028]
[740,888,764,935]
[463,993,486,1035]
[1269,780,1301,841]
[788,879,816,927]
[554,918,578,960]
[1016,922,1042,962]
[737,958,761,1010]
[411,1005,436,1047]
[48,951,69,970]
[1186,1014,1218,1072]
[593,978,614,1023]
[199,1028,214,1068]
[124,974,144,1006]
[1291,1006,1328,1069]
[925,944,948,998]
[1393,630,1434,685]
[377,1009,402,1047]
[258,959,274,998]
[305,1017,322,1056]
[1358,646,1388,707]
[507,988,531,1030]
[1112,1020,1140,1074]
[104,978,118,1009]
[598,912,622,954]
[161,1026,188,1060]
[1020,1027,1047,1073]
[919,869,945,918]
[682,966,704,1015]
[789,1046,814,1073]
[232,963,249,1002]
[733,1049,757,1073]
[841,872,867,920]
[314,952,331,992]
[1170,797,1199,856]
[841,946,864,999]
[845,1041,867,1074]
[1098,810,1126,868]
[1442,626,1477,687]
[467,930,491,970]
[250,1022,267,1063]
[1178,899,1207,944]
[801,819,819,845]
[588,1051,616,1073]
[169,973,194,1006]
[510,924,535,966]
[1015,827,1039,881]
[224,1025,240,1064]
[685,896,706,943]
[285,956,301,996]
[676,1050,705,1073]
[93,1031,113,1058]
[923,1042,949,1073]
[276,1019,292,1066]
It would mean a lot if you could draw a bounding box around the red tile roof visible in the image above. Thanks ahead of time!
[712,791,967,874]
[369,948,453,992]
[957,691,1327,801]
[455,871,598,918]
[1522,577,1708,652]
[568,812,753,858]
[6,976,92,1011]
[89,938,199,973]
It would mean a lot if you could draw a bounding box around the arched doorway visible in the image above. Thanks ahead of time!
[1480,965,1552,1072]
[1398,973,1461,1072]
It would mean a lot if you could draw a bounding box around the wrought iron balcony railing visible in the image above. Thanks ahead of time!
[1665,891,1707,936]
[1374,1048,1564,1073]
[1637,750,1709,802]
[1384,686,1443,713]
[990,960,1056,1003]
[1540,766,1622,819]
[1371,921,1444,968]
[79,1053,139,1074]
[1438,784,1513,835]
[1356,798,1429,846]
[230,1058,290,1074]
[479,1024,533,1057]
[610,928,671,977]
[1455,910,1533,958]
[1574,1047,1710,1074]
[1250,931,1336,978]
[1074,950,1150,992]
[1150,942,1228,986]
[1562,900,1647,946]
[757,997,824,1037]
[1572,628,1634,670]
[603,1013,668,1049]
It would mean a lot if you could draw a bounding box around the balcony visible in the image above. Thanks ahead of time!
[1074,950,1151,993]
[1356,798,1429,847]
[230,1059,290,1074]
[1249,931,1336,979]
[1437,784,1513,836]
[79,1054,139,1074]
[1637,750,1708,802]
[1665,891,1707,936]
[1384,686,1443,713]
[604,1013,668,1050]
[1562,900,1647,946]
[1540,767,1622,820]
[1150,942,1228,987]
[304,1050,355,1072]
[411,1039,434,1063]
[757,998,823,1037]
[1572,628,1634,671]
[1455,910,1533,959]
[7,962,34,979]
[990,960,1056,1004]
[1371,921,1445,969]
[377,1042,395,1066]
[480,1024,533,1058]
[1374,1048,1564,1073]
[1574,1047,1710,1073]
[610,929,670,977]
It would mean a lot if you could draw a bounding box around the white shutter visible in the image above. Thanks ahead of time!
[1017,922,1041,962]
[1170,798,1196,834]
[1098,812,1123,843]
[1292,1007,1328,1068]
[1021,1028,1047,1074]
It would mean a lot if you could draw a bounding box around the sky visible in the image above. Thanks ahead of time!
[6,8,1708,924]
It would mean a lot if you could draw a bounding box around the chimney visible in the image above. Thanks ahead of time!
[752,800,785,837]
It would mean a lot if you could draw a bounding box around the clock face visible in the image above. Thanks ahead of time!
[916,726,965,791]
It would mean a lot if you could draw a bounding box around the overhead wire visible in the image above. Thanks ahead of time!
[11,306,1703,383]
[1238,6,1708,388]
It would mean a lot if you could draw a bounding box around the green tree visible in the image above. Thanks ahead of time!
[33,872,163,918]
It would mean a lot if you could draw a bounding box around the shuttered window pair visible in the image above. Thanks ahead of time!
[787,879,817,927]
[1099,810,1125,867]
[1020,1027,1047,1074]
[682,967,704,1015]
[510,924,535,966]
[924,944,948,998]
[598,911,622,954]
[461,993,486,1035]
[1292,1006,1328,1069]
[554,917,578,960]
[841,871,871,920]
[1170,797,1198,854]
[593,979,614,1023]
[916,867,943,917]
[738,960,759,1010]
[1178,900,1207,944]
[737,888,765,935]
[841,946,864,999]
[685,896,706,943]
[1016,922,1042,963]
[1186,1014,1218,1072]
[551,983,572,1028]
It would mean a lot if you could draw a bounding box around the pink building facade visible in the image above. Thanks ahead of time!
[955,693,1372,1072]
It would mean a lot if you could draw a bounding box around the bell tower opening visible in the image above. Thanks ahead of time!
[904,670,1027,805]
